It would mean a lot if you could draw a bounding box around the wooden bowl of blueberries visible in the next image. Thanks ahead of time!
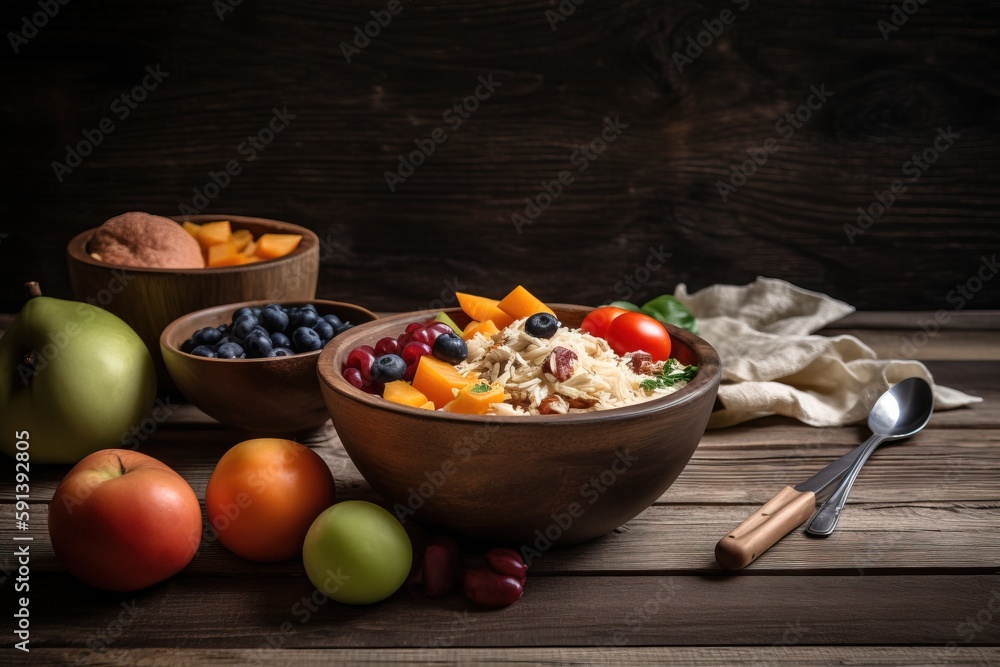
[161,299,377,432]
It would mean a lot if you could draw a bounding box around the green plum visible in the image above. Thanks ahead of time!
[302,501,412,604]
[0,286,156,464]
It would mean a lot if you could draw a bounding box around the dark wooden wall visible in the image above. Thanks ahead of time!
[2,0,998,313]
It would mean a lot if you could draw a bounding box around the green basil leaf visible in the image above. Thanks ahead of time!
[639,295,698,334]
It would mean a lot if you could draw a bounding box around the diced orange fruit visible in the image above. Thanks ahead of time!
[456,293,499,323]
[456,293,514,329]
[418,401,436,410]
[254,233,302,259]
[445,381,504,415]
[484,305,514,329]
[412,356,475,409]
[498,285,555,319]
[182,221,201,238]
[383,381,430,408]
[207,242,248,267]
[197,221,232,251]
[242,239,257,257]
[462,320,500,341]
[230,229,253,253]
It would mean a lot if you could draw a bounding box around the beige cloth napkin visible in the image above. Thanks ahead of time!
[673,277,982,428]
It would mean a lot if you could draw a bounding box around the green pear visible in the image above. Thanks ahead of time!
[0,284,156,464]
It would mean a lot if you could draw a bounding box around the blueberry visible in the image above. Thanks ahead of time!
[193,326,223,346]
[432,333,469,364]
[191,345,217,358]
[250,307,262,318]
[289,309,318,329]
[334,322,354,336]
[243,331,273,358]
[322,314,343,329]
[270,347,296,357]
[261,308,289,334]
[231,315,260,341]
[524,313,560,339]
[271,331,292,348]
[217,323,230,335]
[232,307,254,323]
[214,336,233,348]
[314,321,335,340]
[370,354,406,383]
[216,342,245,359]
[302,304,317,313]
[292,327,322,352]
[181,338,197,353]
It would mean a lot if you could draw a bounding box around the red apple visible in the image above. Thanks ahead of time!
[48,449,202,591]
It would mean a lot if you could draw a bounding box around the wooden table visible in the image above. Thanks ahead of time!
[3,312,999,666]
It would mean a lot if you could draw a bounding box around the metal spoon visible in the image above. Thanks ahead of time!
[806,377,934,536]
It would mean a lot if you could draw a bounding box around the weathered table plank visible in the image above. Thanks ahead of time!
[14,574,1000,648]
[12,646,1000,666]
[6,501,997,575]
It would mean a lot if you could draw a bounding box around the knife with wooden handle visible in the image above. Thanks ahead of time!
[715,444,869,570]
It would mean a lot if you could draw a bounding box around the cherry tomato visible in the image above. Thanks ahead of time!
[580,306,630,339]
[604,311,672,361]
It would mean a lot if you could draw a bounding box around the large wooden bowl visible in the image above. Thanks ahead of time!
[67,214,320,388]
[161,299,376,433]
[317,305,721,546]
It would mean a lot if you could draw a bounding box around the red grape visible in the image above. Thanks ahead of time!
[405,322,424,334]
[408,328,434,345]
[401,341,433,375]
[375,337,400,356]
[346,345,376,380]
[343,367,364,390]
[426,322,454,336]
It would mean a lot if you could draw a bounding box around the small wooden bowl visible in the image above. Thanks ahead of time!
[161,299,377,433]
[67,214,320,388]
[317,305,721,545]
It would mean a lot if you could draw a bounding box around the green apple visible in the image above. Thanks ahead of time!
[0,285,156,464]
[302,501,412,604]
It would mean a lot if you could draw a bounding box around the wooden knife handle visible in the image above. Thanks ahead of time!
[715,486,817,570]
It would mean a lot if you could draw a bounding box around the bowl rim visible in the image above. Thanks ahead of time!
[160,298,379,363]
[66,213,319,274]
[316,304,722,424]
